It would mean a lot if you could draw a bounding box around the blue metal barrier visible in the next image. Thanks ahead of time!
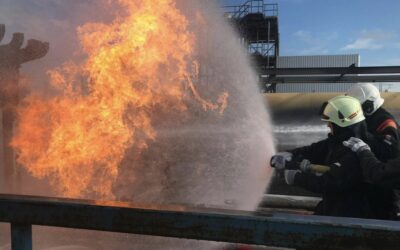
[1,194,400,250]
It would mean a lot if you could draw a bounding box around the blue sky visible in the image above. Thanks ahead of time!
[1,0,400,69]
[220,0,400,66]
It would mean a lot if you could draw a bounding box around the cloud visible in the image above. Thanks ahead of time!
[294,30,313,43]
[394,42,400,49]
[299,47,329,55]
[341,30,396,51]
[292,30,337,55]
[341,38,382,50]
[382,58,400,66]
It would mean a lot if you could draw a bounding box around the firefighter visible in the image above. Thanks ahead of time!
[346,83,400,220]
[344,137,400,187]
[271,96,372,218]
[346,83,399,160]
[344,136,400,219]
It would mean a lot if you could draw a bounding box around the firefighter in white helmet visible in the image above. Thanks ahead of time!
[271,96,372,218]
[345,83,400,220]
[346,83,399,160]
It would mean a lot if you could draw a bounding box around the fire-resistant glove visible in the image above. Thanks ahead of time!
[343,137,371,153]
[284,170,300,185]
[270,152,293,170]
[299,159,312,173]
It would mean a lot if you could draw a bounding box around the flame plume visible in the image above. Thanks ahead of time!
[12,0,227,198]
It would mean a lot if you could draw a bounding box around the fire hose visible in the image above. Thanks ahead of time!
[273,154,331,174]
[308,164,330,174]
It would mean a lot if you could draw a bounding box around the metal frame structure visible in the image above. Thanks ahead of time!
[223,0,279,69]
[262,65,400,92]
[0,24,49,193]
[2,194,400,250]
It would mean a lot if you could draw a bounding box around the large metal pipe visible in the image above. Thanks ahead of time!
[260,194,320,210]
[265,92,400,113]
[266,75,400,84]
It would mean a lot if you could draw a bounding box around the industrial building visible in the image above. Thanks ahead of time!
[276,54,359,93]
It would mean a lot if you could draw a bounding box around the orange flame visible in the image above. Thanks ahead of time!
[12,0,228,198]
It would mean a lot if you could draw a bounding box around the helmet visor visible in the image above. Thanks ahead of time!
[319,102,330,121]
[319,102,328,116]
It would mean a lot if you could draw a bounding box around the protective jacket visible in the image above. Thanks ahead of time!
[357,149,400,219]
[290,133,371,218]
[359,150,400,188]
[364,107,400,219]
[366,107,399,160]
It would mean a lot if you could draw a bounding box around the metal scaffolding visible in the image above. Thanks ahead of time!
[0,24,49,193]
[223,0,279,70]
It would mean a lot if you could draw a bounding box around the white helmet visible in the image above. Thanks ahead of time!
[346,83,384,115]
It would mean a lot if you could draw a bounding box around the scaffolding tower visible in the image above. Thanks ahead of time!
[224,0,279,72]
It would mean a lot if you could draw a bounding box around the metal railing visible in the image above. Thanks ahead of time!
[1,194,400,250]
[249,42,276,56]
[262,65,400,86]
[223,0,278,19]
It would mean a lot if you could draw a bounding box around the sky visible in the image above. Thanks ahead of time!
[220,0,400,66]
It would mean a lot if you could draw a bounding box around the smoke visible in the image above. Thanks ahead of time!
[0,0,275,249]
[0,0,115,89]
[111,0,275,210]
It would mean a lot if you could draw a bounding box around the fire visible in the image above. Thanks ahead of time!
[12,0,228,198]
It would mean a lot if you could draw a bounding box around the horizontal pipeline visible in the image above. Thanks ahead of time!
[262,66,400,76]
